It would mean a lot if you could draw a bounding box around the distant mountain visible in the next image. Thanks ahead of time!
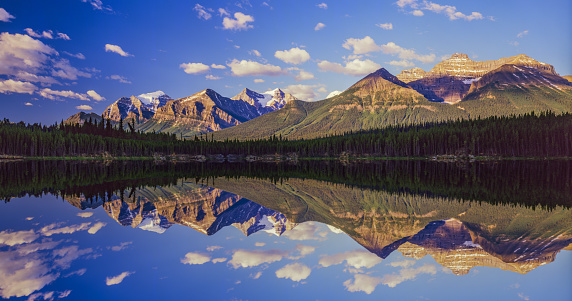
[63,112,103,125]
[102,91,173,123]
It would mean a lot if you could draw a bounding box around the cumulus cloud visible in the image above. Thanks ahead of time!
[24,28,53,39]
[319,250,383,269]
[104,44,132,57]
[254,79,264,83]
[222,12,254,31]
[283,222,327,240]
[275,47,310,65]
[82,0,112,11]
[53,245,93,269]
[0,230,39,246]
[75,105,93,110]
[205,74,221,80]
[396,0,484,21]
[206,246,223,252]
[228,249,289,268]
[288,68,315,81]
[87,90,105,101]
[40,223,91,236]
[227,59,284,76]
[290,244,316,259]
[0,80,38,94]
[389,60,415,67]
[317,3,328,9]
[380,264,437,287]
[380,42,436,63]
[376,23,393,30]
[210,63,226,69]
[343,274,383,294]
[25,102,33,106]
[64,52,85,60]
[314,22,326,31]
[249,49,262,57]
[77,212,94,218]
[88,222,106,234]
[218,8,230,17]
[110,242,132,252]
[275,263,311,282]
[0,250,59,298]
[39,88,90,101]
[51,59,91,80]
[181,252,211,265]
[107,74,131,84]
[0,8,15,22]
[194,4,213,20]
[0,33,57,77]
[105,271,134,286]
[517,30,528,38]
[343,36,382,54]
[212,258,227,263]
[389,259,416,268]
[180,62,210,74]
[318,59,381,76]
[283,84,321,101]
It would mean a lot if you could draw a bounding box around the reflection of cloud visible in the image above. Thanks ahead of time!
[53,246,93,269]
[40,223,91,236]
[319,250,382,269]
[0,229,39,246]
[255,242,266,247]
[110,242,132,252]
[76,212,93,218]
[27,290,71,301]
[518,293,530,300]
[343,274,383,294]
[206,245,222,252]
[181,252,211,265]
[228,249,289,269]
[275,263,311,282]
[381,264,437,288]
[0,249,58,298]
[289,244,316,259]
[284,222,328,241]
[389,259,416,268]
[105,271,134,286]
[326,225,343,234]
[87,222,106,234]
[212,258,228,264]
[250,271,263,279]
[64,268,86,277]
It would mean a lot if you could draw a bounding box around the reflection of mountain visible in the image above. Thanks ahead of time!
[66,181,295,236]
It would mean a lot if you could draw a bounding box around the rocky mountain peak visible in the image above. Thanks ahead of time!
[449,53,471,60]
[396,67,428,83]
[349,68,410,96]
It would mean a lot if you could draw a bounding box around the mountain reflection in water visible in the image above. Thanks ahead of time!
[1,160,571,300]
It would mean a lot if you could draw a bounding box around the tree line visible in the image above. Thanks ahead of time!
[0,111,571,158]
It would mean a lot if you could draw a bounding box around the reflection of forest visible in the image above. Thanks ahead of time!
[1,159,571,274]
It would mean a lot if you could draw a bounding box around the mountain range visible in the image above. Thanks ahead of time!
[65,53,572,140]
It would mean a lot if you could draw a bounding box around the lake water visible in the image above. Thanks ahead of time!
[1,160,571,300]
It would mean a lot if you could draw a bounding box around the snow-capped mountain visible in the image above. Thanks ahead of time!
[136,91,173,112]
[231,88,298,113]
[101,91,173,123]
[263,88,298,110]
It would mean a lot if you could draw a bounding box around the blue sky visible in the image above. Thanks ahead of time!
[1,0,571,124]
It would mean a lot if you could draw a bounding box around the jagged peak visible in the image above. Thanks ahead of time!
[352,68,409,90]
[449,53,471,60]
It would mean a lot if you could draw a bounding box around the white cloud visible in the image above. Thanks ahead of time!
[518,293,530,301]
[0,250,58,298]
[283,84,320,101]
[24,29,53,39]
[218,8,230,17]
[181,252,211,265]
[0,80,38,94]
[206,246,222,252]
[381,42,436,63]
[380,264,437,288]
[212,258,227,263]
[517,30,528,38]
[326,224,344,233]
[210,63,226,69]
[250,271,263,279]
[290,68,315,81]
[412,9,424,16]
[254,79,264,83]
[249,49,262,57]
[39,88,90,101]
[110,242,132,252]
[205,74,221,80]
[53,245,93,269]
[284,222,327,240]
[75,105,93,111]
[376,23,393,30]
[104,44,132,57]
[319,250,382,269]
[76,212,94,218]
[343,274,383,294]
[88,222,106,234]
[314,22,326,31]
[275,263,311,282]
[25,102,33,106]
[194,4,213,20]
[343,36,382,54]
[51,59,91,80]
[0,230,39,246]
[389,259,416,268]
[317,3,328,9]
[40,223,91,236]
[81,0,112,11]
[290,244,316,259]
[389,60,415,67]
[275,47,310,65]
[228,249,289,268]
[105,271,134,286]
[227,59,284,76]
[180,62,210,74]
[397,0,484,21]
[107,74,131,84]
[222,12,254,31]
[57,33,71,40]
[0,33,57,77]
[87,90,105,101]
[63,52,85,60]
[318,59,381,76]
[0,8,15,22]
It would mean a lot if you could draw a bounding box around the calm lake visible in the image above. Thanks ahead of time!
[1,160,571,300]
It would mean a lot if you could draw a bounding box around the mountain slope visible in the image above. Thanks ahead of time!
[63,112,103,125]
[213,68,467,140]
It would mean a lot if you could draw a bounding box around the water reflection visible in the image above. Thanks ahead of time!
[1,160,571,300]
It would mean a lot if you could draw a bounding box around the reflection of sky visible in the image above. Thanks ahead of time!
[0,195,571,300]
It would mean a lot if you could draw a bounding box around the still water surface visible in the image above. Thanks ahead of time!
[0,160,571,300]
